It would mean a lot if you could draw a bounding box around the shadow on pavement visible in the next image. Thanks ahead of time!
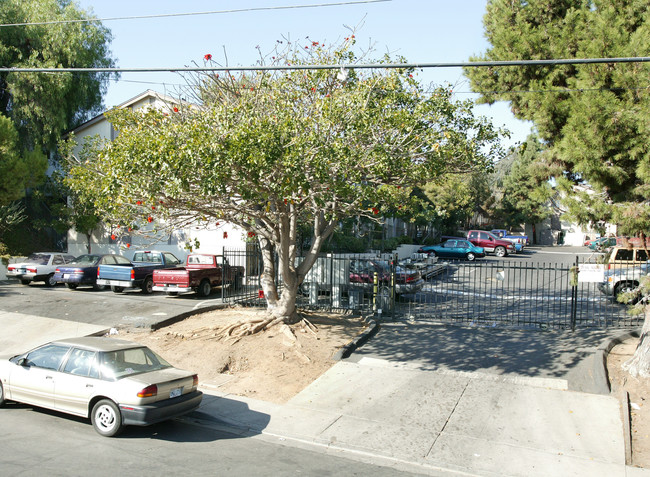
[349,321,612,381]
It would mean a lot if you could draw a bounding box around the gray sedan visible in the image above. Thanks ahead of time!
[0,337,202,436]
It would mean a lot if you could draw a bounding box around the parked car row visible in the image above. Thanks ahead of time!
[417,229,527,261]
[6,251,243,297]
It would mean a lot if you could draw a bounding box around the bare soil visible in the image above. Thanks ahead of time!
[607,337,650,468]
[114,307,366,404]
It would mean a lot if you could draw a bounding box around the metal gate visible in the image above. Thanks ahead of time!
[398,259,643,330]
[224,248,643,331]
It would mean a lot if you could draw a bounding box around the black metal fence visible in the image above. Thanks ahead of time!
[222,247,643,330]
[401,259,642,330]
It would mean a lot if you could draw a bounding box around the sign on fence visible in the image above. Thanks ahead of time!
[577,264,605,283]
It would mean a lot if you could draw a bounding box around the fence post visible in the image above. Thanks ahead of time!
[570,256,579,331]
[221,246,226,301]
[373,271,380,318]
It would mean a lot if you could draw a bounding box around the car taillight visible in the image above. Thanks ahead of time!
[131,269,135,279]
[97,267,101,277]
[27,267,37,273]
[55,268,60,273]
[193,374,199,388]
[7,265,14,271]
[137,384,158,398]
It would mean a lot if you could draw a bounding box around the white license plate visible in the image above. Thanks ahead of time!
[63,274,70,279]
[170,387,182,398]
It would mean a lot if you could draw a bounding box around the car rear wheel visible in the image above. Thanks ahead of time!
[466,252,476,261]
[141,276,154,294]
[20,279,30,285]
[615,282,639,304]
[0,381,6,406]
[44,273,57,287]
[91,399,124,437]
[166,291,179,296]
[197,279,212,297]
[66,283,78,290]
[93,283,106,291]
[494,246,507,258]
[111,286,124,293]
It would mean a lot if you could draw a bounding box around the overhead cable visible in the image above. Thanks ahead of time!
[2,56,650,73]
[0,0,391,27]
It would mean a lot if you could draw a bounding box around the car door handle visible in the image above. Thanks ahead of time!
[46,375,53,379]
[86,384,93,388]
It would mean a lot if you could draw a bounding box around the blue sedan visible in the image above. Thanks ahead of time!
[418,240,485,261]
[54,254,131,290]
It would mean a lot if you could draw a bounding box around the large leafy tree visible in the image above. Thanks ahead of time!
[1,0,116,150]
[0,0,115,253]
[66,37,504,331]
[422,171,492,234]
[466,0,650,376]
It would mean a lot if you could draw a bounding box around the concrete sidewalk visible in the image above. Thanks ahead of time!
[0,311,108,355]
[194,357,638,477]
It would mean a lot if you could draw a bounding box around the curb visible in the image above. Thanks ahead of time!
[150,303,231,330]
[594,329,641,467]
[332,315,379,361]
[594,329,641,394]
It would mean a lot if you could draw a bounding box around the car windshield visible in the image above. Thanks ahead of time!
[98,346,172,381]
[70,254,100,265]
[26,253,50,265]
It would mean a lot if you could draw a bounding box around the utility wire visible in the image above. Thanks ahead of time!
[0,0,391,27]
[2,56,650,73]
[115,77,650,96]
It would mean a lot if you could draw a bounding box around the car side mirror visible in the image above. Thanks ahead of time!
[17,358,30,367]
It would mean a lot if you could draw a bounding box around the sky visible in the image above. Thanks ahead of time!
[77,0,534,149]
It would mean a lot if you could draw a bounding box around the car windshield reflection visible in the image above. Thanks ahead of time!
[26,254,50,265]
[98,347,172,381]
[70,254,100,265]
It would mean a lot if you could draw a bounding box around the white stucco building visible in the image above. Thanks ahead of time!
[66,90,246,259]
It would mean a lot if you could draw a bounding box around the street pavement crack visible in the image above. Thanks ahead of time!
[426,379,470,458]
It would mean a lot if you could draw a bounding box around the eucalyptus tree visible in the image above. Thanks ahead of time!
[1,0,115,252]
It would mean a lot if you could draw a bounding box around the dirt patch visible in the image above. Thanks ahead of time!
[607,337,650,468]
[114,307,367,404]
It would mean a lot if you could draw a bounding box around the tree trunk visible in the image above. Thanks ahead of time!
[623,307,650,377]
[85,232,92,253]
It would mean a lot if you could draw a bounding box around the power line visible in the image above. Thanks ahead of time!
[113,77,650,96]
[0,0,391,27]
[2,56,650,73]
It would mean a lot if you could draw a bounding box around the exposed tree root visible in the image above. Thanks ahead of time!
[206,312,321,344]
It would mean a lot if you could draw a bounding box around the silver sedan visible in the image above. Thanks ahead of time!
[0,337,203,436]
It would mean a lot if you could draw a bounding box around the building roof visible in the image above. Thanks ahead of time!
[69,89,179,135]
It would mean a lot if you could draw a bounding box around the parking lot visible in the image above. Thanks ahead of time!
[0,279,227,328]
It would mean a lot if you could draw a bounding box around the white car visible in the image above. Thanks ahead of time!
[0,337,203,436]
[7,252,76,286]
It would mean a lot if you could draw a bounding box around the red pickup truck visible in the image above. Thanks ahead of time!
[152,254,244,297]
[467,230,515,257]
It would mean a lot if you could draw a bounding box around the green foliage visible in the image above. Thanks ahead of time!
[0,0,115,255]
[422,170,492,231]
[0,0,116,150]
[65,34,504,315]
[0,114,47,205]
[494,135,554,228]
[467,0,650,235]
